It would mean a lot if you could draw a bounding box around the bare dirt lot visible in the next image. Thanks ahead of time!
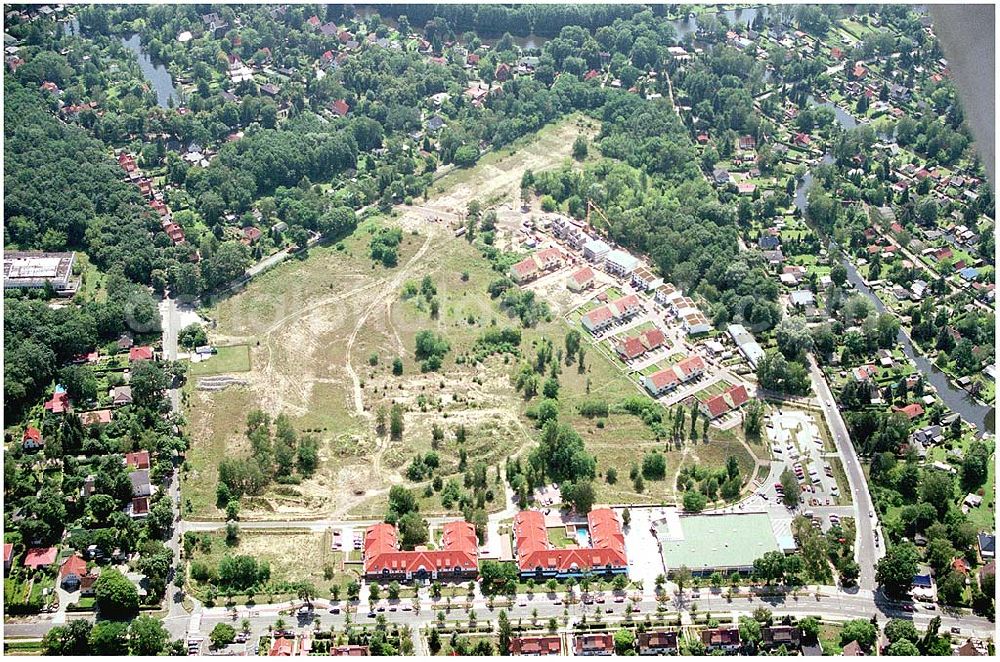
[184,116,600,521]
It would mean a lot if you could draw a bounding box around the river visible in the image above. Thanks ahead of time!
[793,161,995,434]
[667,6,764,41]
[121,34,180,108]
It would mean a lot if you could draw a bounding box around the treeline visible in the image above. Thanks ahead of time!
[352,4,650,38]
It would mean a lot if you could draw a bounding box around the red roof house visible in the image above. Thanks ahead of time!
[616,336,646,361]
[495,62,512,81]
[574,633,614,655]
[363,520,478,580]
[510,636,562,656]
[80,409,114,426]
[129,346,154,362]
[512,508,626,578]
[44,391,71,414]
[23,547,58,570]
[331,99,349,117]
[583,69,600,81]
[4,543,14,572]
[242,227,262,244]
[125,450,151,470]
[895,403,924,420]
[22,426,44,451]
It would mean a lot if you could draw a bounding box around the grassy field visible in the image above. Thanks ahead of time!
[188,344,251,376]
[185,529,359,603]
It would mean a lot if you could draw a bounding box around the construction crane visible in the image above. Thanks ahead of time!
[586,199,612,235]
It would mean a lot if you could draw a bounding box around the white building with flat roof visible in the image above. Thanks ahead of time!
[605,249,639,277]
[3,251,76,293]
[727,323,765,369]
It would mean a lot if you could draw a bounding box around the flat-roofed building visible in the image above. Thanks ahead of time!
[4,251,76,293]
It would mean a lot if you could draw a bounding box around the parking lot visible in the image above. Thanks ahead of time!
[764,409,845,506]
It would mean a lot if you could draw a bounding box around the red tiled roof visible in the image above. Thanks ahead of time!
[647,367,680,391]
[675,355,706,378]
[895,403,924,420]
[125,450,151,470]
[60,554,88,579]
[331,99,349,117]
[44,391,71,414]
[582,305,615,328]
[574,633,613,654]
[511,636,561,655]
[640,328,665,350]
[616,336,645,360]
[269,637,294,656]
[703,393,730,418]
[129,346,154,361]
[23,426,42,443]
[4,543,14,563]
[80,409,112,425]
[364,520,478,576]
[571,266,594,286]
[512,256,539,279]
[513,509,626,574]
[24,547,57,569]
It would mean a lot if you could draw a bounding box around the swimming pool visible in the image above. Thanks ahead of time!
[576,527,591,547]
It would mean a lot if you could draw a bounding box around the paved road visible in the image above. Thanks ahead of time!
[11,584,991,644]
[807,355,884,590]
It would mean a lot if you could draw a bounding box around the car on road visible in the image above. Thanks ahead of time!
[596,596,606,604]
[605,607,614,613]
[367,611,376,618]
[900,604,914,612]
[869,510,875,518]
[614,596,624,603]
[328,607,341,614]
[924,603,936,611]
[951,627,961,635]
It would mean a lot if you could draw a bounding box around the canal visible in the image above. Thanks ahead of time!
[793,159,994,434]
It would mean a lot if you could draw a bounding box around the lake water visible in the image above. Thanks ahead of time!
[121,34,180,108]
[807,95,859,130]
[667,6,763,41]
[793,167,995,434]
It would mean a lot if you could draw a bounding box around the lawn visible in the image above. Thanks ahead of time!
[185,529,359,603]
[187,344,251,376]
[547,527,576,548]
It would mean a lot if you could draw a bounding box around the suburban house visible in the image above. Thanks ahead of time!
[43,390,70,415]
[616,328,665,361]
[581,294,642,334]
[512,508,627,579]
[80,409,113,427]
[894,403,924,420]
[363,520,478,581]
[269,636,295,656]
[956,639,990,656]
[583,238,611,262]
[510,247,563,284]
[638,631,679,655]
[762,626,801,650]
[604,249,639,277]
[330,645,370,656]
[642,355,706,397]
[701,627,741,652]
[654,283,681,307]
[682,312,712,335]
[4,543,14,573]
[128,496,151,519]
[112,385,133,407]
[510,636,562,655]
[631,266,662,291]
[699,384,751,420]
[567,266,596,292]
[23,546,57,570]
[129,346,154,362]
[573,633,614,656]
[22,426,44,451]
[978,532,994,559]
[125,450,151,471]
[130,469,153,498]
[841,640,865,656]
[852,364,878,382]
[59,554,94,592]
